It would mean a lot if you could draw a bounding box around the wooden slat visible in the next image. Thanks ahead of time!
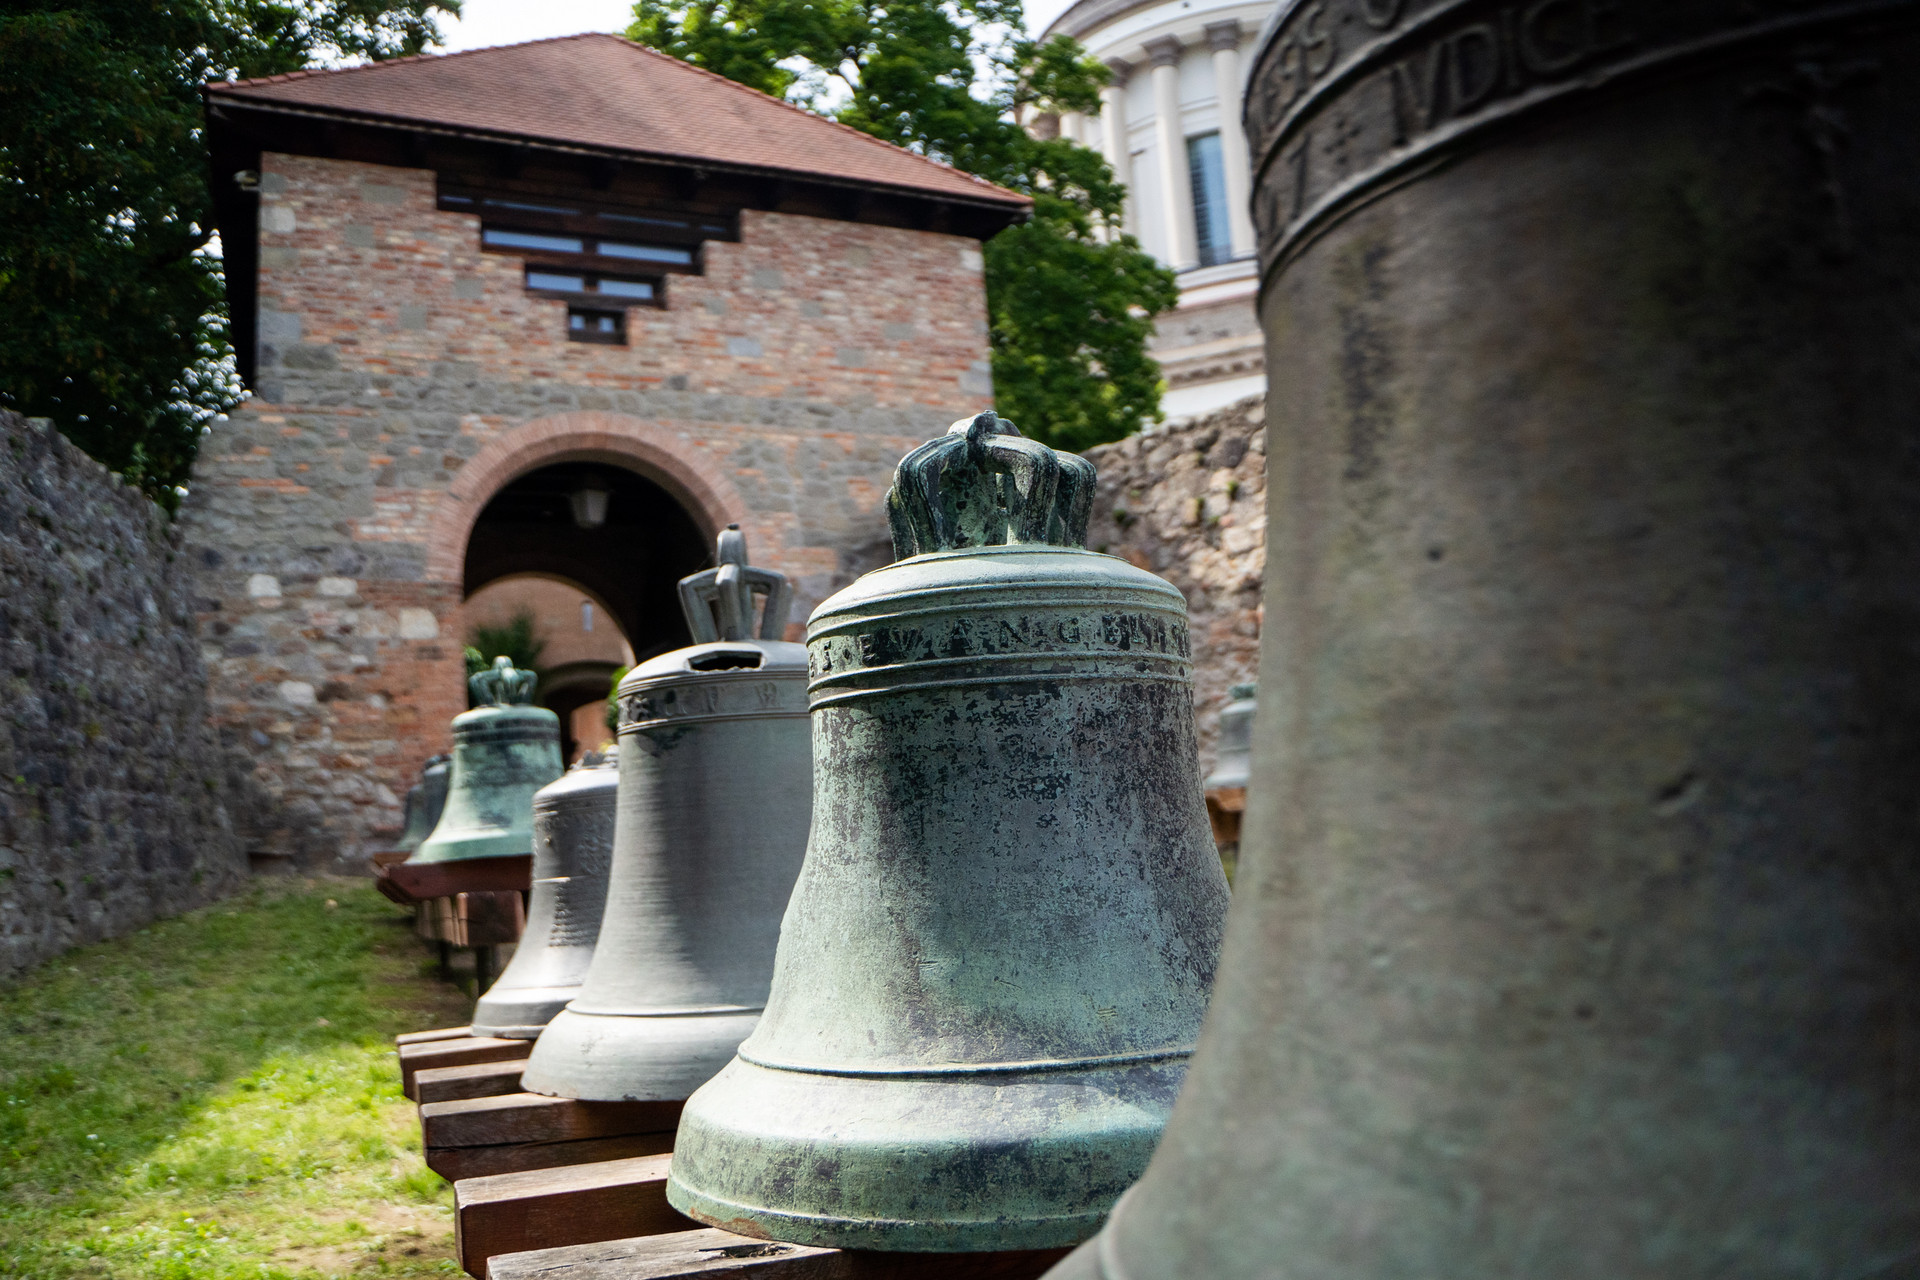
[397,1026,475,1046]
[428,1129,677,1182]
[485,1228,1071,1280]
[422,1093,684,1149]
[458,889,527,947]
[384,854,534,905]
[416,1057,532,1104]
[455,1153,692,1277]
[400,1037,530,1101]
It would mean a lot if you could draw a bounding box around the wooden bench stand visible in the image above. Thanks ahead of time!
[485,1226,1071,1280]
[393,1030,1073,1280]
[423,1091,682,1181]
[456,1153,694,1277]
[416,1056,535,1105]
[401,1036,530,1101]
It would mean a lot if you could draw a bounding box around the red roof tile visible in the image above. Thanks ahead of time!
[207,33,1027,210]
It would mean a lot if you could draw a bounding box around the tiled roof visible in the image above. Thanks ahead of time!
[207,33,1027,209]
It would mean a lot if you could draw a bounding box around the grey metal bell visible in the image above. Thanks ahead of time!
[519,527,811,1101]
[409,658,564,864]
[471,747,619,1038]
[1203,683,1255,793]
[392,753,451,854]
[666,412,1231,1252]
[1046,1,1920,1274]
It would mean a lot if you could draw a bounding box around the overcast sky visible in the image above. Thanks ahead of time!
[435,0,1078,54]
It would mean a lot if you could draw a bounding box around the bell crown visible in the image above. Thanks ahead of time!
[677,524,792,643]
[884,410,1097,559]
[469,654,539,707]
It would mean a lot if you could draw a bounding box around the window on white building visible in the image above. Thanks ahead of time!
[1187,132,1233,268]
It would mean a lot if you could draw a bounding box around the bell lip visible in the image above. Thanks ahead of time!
[621,639,809,690]
[520,1005,762,1102]
[405,836,534,863]
[667,1056,1184,1252]
[472,985,582,1039]
[662,1181,1110,1253]
[557,1002,765,1019]
[733,1043,1194,1078]
[465,1020,546,1040]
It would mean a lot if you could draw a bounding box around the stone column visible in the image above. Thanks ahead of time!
[1060,109,1085,147]
[1050,3,1920,1277]
[1100,59,1135,239]
[1144,36,1198,271]
[1205,19,1254,258]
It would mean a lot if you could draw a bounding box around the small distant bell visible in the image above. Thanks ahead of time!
[408,658,563,865]
[391,753,451,854]
[519,527,813,1101]
[471,747,619,1038]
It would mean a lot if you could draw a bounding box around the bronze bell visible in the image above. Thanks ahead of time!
[666,412,1231,1252]
[409,658,563,864]
[519,528,812,1101]
[470,747,619,1038]
[387,752,451,855]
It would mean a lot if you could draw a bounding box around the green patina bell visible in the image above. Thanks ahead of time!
[665,411,1231,1252]
[409,657,564,864]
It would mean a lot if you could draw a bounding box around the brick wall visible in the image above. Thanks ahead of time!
[178,152,995,867]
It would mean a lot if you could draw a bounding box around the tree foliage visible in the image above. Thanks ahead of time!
[0,1,458,507]
[628,0,1177,452]
[467,610,548,678]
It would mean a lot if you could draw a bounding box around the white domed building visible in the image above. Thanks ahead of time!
[1041,0,1271,419]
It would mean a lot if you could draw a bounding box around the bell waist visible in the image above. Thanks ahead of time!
[734,1043,1194,1079]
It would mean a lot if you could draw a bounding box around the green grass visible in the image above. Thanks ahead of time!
[0,880,475,1279]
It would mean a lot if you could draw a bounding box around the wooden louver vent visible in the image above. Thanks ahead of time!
[439,184,739,341]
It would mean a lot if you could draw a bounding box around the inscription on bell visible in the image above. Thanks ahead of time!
[1242,0,1885,268]
[811,609,1190,680]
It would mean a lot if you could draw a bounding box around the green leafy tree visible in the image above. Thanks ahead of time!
[0,0,458,507]
[468,609,548,677]
[627,0,1177,452]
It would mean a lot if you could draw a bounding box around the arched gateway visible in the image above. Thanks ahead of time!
[182,34,1026,865]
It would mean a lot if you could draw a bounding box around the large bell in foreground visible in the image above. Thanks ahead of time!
[520,527,811,1101]
[470,747,619,1039]
[1048,2,1920,1275]
[667,412,1231,1252]
[409,658,563,864]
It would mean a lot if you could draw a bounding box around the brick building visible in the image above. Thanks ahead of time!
[184,35,1027,865]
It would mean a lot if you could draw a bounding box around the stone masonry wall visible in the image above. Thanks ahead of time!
[0,412,261,979]
[177,151,995,867]
[1084,395,1266,777]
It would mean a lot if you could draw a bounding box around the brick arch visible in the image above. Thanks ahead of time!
[424,411,747,584]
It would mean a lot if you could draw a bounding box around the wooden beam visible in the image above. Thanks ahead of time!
[485,1228,1072,1280]
[397,1025,474,1046]
[423,1094,684,1150]
[430,1130,677,1183]
[380,854,532,904]
[416,1057,532,1105]
[400,1037,531,1101]
[455,1153,692,1277]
